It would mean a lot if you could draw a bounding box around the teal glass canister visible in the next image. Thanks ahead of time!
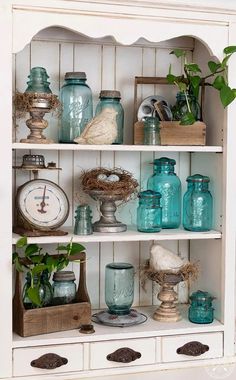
[105,263,134,315]
[188,290,214,324]
[147,157,181,228]
[143,117,161,145]
[95,90,124,144]
[25,67,52,94]
[183,174,213,231]
[171,91,201,121]
[59,72,93,143]
[52,271,76,305]
[137,190,162,232]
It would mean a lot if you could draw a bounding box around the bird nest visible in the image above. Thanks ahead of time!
[81,167,139,201]
[14,92,60,117]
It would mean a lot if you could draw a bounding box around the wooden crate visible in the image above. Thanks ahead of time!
[133,76,206,146]
[134,120,206,146]
[13,252,91,337]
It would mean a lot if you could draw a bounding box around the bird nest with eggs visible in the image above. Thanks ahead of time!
[81,167,139,202]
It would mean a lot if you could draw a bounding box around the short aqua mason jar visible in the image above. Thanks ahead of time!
[183,174,213,231]
[95,90,124,144]
[137,190,162,232]
[52,271,76,305]
[143,117,161,145]
[147,157,181,228]
[188,290,214,324]
[59,72,93,143]
[105,263,134,315]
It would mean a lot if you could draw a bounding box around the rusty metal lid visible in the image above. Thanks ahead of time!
[65,72,86,80]
[53,271,76,282]
[99,90,121,99]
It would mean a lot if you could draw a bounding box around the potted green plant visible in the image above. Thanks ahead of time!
[13,236,85,308]
[167,46,236,125]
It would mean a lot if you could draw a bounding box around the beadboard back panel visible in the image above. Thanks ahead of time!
[12,30,220,309]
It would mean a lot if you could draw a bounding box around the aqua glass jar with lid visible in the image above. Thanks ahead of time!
[52,271,76,305]
[95,90,124,144]
[59,72,93,143]
[147,157,181,228]
[188,290,214,324]
[183,174,213,231]
[137,190,162,232]
[143,117,160,145]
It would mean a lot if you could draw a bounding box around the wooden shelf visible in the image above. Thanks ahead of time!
[12,143,223,153]
[12,226,221,244]
[12,306,224,348]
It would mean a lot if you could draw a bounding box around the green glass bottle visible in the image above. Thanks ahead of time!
[188,290,214,324]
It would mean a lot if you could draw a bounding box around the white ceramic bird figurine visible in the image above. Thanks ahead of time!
[150,243,188,273]
[74,108,118,144]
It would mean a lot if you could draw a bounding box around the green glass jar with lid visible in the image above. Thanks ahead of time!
[52,271,76,305]
[95,90,124,144]
[137,190,162,232]
[188,290,215,324]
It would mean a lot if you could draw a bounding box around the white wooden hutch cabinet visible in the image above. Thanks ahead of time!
[1,0,236,379]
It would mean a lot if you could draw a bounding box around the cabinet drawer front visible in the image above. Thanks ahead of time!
[13,343,83,376]
[90,338,157,369]
[162,332,223,362]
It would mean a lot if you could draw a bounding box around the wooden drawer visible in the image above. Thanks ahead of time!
[162,332,223,363]
[90,338,159,369]
[13,343,83,376]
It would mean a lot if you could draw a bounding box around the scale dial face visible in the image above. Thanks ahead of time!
[16,179,69,230]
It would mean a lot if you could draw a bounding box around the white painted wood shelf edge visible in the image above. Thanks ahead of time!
[12,143,223,152]
[12,227,222,244]
[12,306,224,348]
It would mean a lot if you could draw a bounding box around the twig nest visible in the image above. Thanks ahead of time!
[14,91,60,118]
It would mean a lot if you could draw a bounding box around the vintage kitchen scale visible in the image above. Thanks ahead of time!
[13,154,69,236]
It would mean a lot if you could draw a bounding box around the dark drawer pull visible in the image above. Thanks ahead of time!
[176,341,209,356]
[30,353,68,369]
[107,347,141,363]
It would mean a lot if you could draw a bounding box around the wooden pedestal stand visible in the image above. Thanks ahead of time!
[20,108,54,144]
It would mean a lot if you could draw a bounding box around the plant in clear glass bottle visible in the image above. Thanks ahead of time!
[167,46,236,125]
[12,236,85,308]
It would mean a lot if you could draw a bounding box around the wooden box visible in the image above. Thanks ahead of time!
[134,120,206,146]
[133,76,206,146]
[13,252,91,337]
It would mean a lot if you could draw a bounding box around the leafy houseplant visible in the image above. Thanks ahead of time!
[13,236,85,307]
[167,46,236,125]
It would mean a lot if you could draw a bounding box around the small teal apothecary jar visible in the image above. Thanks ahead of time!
[188,290,214,324]
[105,263,134,315]
[25,67,52,94]
[74,204,93,235]
[137,190,162,232]
[183,174,213,232]
[52,271,76,305]
[59,72,93,143]
[95,90,124,144]
[143,117,160,145]
[147,157,181,228]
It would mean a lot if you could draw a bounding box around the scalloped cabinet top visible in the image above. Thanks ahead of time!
[3,0,236,55]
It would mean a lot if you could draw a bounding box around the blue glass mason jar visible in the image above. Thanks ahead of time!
[52,271,76,305]
[143,117,161,145]
[105,263,134,315]
[188,290,214,324]
[95,90,124,144]
[22,272,53,309]
[137,190,162,232]
[183,174,213,231]
[171,91,201,121]
[25,67,52,94]
[59,72,93,143]
[147,157,181,228]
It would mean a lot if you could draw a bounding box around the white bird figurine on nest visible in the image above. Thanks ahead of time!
[74,108,118,145]
[150,243,188,273]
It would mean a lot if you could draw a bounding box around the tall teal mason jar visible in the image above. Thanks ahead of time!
[183,174,213,231]
[105,263,134,315]
[147,157,181,228]
[95,90,124,144]
[137,190,162,232]
[59,72,93,143]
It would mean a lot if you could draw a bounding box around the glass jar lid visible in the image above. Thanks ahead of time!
[190,290,214,301]
[138,190,161,199]
[153,157,176,166]
[106,262,134,270]
[187,174,210,183]
[99,90,121,99]
[53,271,76,282]
[65,72,86,80]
